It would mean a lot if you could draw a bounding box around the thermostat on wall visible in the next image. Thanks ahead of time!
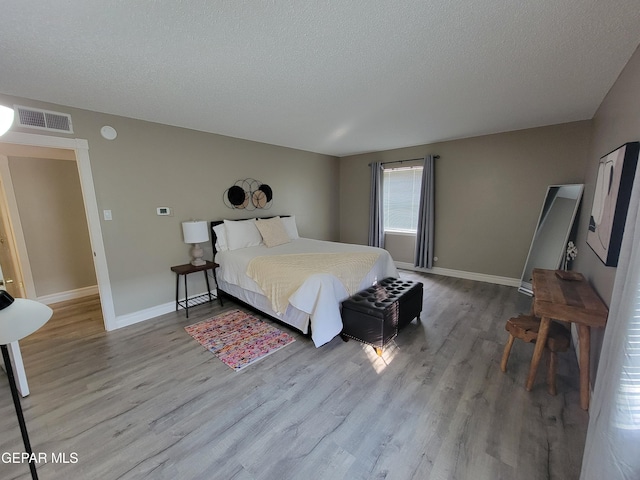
[156,207,172,216]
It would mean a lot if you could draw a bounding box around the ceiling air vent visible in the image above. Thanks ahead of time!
[14,105,73,134]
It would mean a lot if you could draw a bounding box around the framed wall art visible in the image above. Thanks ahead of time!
[587,141,640,267]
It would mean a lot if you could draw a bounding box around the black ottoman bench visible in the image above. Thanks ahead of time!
[341,278,423,355]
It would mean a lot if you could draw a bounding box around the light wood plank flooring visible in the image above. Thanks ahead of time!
[0,272,588,480]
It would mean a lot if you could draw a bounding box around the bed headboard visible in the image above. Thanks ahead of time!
[210,216,290,257]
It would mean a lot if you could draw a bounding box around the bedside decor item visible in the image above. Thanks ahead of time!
[182,220,209,266]
[223,178,273,210]
[185,309,295,371]
[0,290,53,480]
[587,142,640,266]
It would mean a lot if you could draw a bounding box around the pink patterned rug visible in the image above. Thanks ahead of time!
[185,309,295,371]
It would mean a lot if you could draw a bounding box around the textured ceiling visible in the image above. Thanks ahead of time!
[1,1,639,156]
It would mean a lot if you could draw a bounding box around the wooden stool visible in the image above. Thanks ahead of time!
[500,314,570,395]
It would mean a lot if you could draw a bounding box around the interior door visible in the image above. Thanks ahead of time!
[0,176,24,298]
[0,176,29,396]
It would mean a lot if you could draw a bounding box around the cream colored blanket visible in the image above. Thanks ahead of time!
[247,252,380,314]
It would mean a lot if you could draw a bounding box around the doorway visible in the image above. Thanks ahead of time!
[0,174,25,299]
[0,152,97,303]
[0,132,115,330]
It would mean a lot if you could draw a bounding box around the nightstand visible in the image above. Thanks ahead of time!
[170,261,222,318]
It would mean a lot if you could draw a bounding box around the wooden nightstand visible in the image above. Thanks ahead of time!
[170,261,222,318]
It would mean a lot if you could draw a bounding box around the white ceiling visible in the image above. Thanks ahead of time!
[1,1,639,157]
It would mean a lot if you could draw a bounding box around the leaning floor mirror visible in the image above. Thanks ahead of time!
[518,184,584,295]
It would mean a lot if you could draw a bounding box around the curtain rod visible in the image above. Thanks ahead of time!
[368,155,440,167]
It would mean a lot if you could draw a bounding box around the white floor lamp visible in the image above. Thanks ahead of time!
[0,291,53,480]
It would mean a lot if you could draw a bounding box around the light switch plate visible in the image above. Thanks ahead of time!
[156,207,172,216]
[103,210,112,221]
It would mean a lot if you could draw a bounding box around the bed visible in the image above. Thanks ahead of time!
[211,216,398,347]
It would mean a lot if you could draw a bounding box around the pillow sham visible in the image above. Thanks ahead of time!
[212,223,228,251]
[224,219,263,250]
[281,215,299,239]
[256,217,291,248]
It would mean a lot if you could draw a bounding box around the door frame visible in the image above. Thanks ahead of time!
[0,131,116,330]
[0,155,35,298]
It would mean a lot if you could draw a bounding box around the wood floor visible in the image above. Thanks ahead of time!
[0,272,589,480]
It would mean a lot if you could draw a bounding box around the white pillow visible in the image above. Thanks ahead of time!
[281,215,299,239]
[224,219,263,250]
[256,217,291,248]
[212,223,228,252]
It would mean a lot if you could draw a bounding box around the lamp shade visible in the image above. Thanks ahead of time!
[0,298,53,345]
[182,221,209,244]
[0,105,14,137]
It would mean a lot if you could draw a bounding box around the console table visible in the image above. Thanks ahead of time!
[527,268,608,410]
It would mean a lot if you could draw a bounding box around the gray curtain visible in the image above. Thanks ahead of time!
[368,162,384,248]
[415,155,435,268]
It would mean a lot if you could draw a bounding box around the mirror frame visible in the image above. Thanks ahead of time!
[518,183,584,295]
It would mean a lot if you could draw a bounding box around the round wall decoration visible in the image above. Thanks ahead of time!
[223,179,273,210]
[227,185,248,208]
[258,184,273,202]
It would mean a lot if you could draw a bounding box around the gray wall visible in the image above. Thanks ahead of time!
[0,93,340,317]
[340,121,592,279]
[574,44,640,304]
[8,156,97,297]
[572,44,640,383]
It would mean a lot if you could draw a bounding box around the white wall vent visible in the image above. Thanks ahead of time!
[13,105,74,134]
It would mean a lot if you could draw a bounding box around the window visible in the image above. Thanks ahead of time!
[383,166,423,233]
[616,278,640,430]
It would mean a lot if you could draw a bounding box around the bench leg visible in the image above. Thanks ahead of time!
[500,334,515,372]
[526,317,551,391]
[547,351,558,396]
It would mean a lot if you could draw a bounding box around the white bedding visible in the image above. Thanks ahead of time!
[215,238,398,347]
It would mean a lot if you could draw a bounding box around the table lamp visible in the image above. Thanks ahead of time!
[0,291,53,480]
[182,220,209,266]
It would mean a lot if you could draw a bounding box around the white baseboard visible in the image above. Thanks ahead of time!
[37,285,99,305]
[395,262,521,287]
[112,264,520,331]
[111,290,217,330]
[113,301,176,330]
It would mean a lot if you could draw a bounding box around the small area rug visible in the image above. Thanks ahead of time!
[185,309,295,371]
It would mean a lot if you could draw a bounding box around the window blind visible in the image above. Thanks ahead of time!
[617,280,640,430]
[383,166,423,233]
